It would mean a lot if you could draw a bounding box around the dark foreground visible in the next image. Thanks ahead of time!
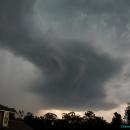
[0,120,33,130]
[23,111,124,129]
[0,110,129,130]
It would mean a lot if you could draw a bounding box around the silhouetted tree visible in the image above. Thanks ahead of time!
[53,119,69,130]
[40,113,58,130]
[24,112,34,126]
[43,113,57,121]
[23,111,112,129]
[83,111,108,128]
[62,112,83,130]
[124,103,130,124]
[111,112,122,128]
[84,111,95,119]
[17,110,24,120]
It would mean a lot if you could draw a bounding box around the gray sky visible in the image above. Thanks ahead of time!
[0,0,130,120]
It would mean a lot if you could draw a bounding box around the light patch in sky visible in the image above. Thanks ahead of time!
[37,104,126,122]
[0,49,42,112]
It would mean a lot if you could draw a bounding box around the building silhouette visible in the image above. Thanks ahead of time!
[0,104,16,128]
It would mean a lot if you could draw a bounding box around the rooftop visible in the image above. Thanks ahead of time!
[0,104,16,113]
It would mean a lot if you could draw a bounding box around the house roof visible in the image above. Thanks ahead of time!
[0,104,16,112]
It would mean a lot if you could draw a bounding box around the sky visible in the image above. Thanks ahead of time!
[0,0,130,121]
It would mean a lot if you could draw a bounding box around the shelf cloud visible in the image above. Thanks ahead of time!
[0,0,130,112]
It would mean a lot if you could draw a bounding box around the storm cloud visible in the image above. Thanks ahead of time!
[0,0,129,112]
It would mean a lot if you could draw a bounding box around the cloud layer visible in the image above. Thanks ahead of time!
[0,0,129,111]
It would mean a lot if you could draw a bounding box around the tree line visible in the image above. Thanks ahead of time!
[14,104,130,129]
[21,111,125,129]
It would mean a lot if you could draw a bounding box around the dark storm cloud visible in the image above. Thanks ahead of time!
[37,0,130,14]
[37,0,130,23]
[36,0,130,51]
[31,41,122,110]
[0,0,126,111]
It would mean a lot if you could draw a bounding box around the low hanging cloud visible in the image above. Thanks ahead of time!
[0,0,128,111]
[30,41,122,111]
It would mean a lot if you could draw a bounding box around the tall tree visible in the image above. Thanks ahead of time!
[111,112,122,128]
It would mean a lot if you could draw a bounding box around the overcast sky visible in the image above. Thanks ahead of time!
[0,0,130,121]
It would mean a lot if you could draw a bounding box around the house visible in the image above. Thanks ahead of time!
[0,104,16,128]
